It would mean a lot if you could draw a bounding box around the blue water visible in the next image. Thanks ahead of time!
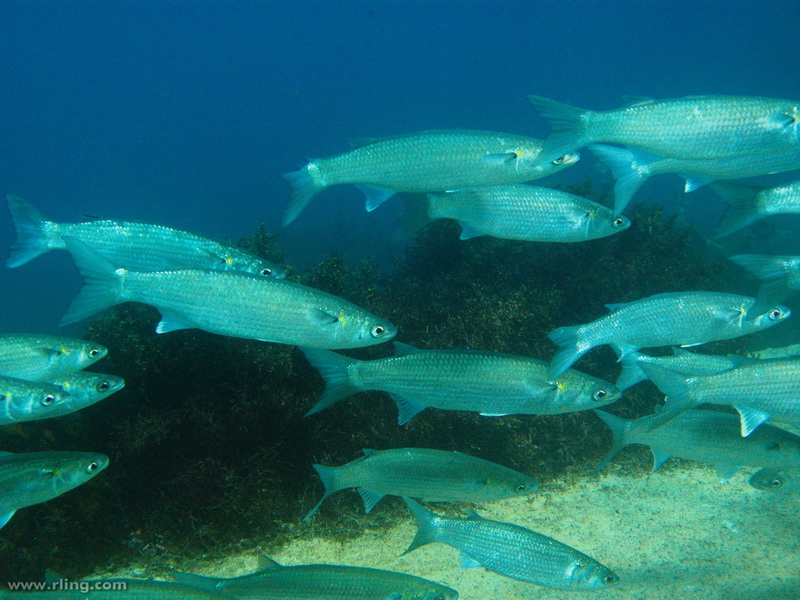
[1,0,799,335]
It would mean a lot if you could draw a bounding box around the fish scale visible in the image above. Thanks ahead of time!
[0,334,107,382]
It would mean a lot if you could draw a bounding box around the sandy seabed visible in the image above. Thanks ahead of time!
[113,464,799,600]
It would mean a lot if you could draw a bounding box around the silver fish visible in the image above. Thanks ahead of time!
[712,180,800,238]
[402,498,619,591]
[616,347,751,391]
[640,358,800,436]
[0,580,233,599]
[172,555,458,600]
[749,467,800,494]
[282,129,579,225]
[61,238,396,350]
[589,144,800,215]
[730,254,800,316]
[594,408,800,480]
[44,371,125,418]
[424,184,630,242]
[547,291,790,380]
[302,342,620,425]
[0,375,72,425]
[746,342,800,360]
[303,447,538,521]
[0,450,108,529]
[0,334,107,382]
[6,194,284,278]
[530,94,800,164]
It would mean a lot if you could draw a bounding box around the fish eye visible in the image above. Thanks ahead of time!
[88,347,101,358]
[592,389,608,402]
[85,461,100,474]
[370,325,386,338]
[260,267,272,276]
[768,308,784,320]
[552,155,567,165]
[96,380,111,393]
[515,483,527,492]
[612,217,627,228]
[770,478,784,487]
[602,574,618,585]
[42,394,56,406]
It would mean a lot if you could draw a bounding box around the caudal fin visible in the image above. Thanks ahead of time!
[710,182,763,238]
[547,324,590,380]
[588,145,654,215]
[637,363,699,430]
[5,194,58,268]
[527,95,588,164]
[301,348,363,416]
[302,464,339,522]
[282,163,326,227]
[60,238,123,326]
[730,254,796,316]
[592,410,630,470]
[400,497,439,556]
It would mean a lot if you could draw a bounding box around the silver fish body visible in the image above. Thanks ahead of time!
[427,185,630,242]
[0,334,107,382]
[0,580,233,600]
[641,358,800,437]
[172,556,459,600]
[5,194,284,278]
[616,348,751,391]
[594,408,800,476]
[589,144,800,215]
[0,375,71,425]
[44,371,125,417]
[402,498,618,591]
[303,447,538,520]
[712,180,800,238]
[61,239,396,350]
[749,467,800,494]
[747,342,800,360]
[282,129,579,225]
[547,291,790,380]
[0,451,108,529]
[302,343,620,425]
[530,94,800,164]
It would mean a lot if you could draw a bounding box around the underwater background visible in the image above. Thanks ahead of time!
[1,0,800,587]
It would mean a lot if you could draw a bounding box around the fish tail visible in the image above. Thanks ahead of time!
[302,464,338,522]
[60,238,124,326]
[592,409,630,470]
[5,194,59,268]
[637,363,698,431]
[730,254,794,316]
[547,324,590,380]
[710,182,763,238]
[400,497,439,556]
[391,193,434,241]
[282,162,326,227]
[301,348,362,416]
[527,95,588,162]
[614,352,646,391]
[588,144,651,215]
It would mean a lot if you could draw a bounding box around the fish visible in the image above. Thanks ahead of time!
[5,194,285,278]
[711,180,800,238]
[303,447,538,521]
[0,579,234,599]
[594,408,800,480]
[281,129,579,225]
[746,342,800,360]
[44,371,125,418]
[0,375,72,426]
[0,450,108,529]
[615,347,751,391]
[639,359,800,436]
[749,467,800,494]
[421,184,630,242]
[401,498,619,591]
[172,555,459,600]
[547,291,790,380]
[588,144,800,215]
[729,254,800,316]
[0,334,107,382]
[61,238,396,350]
[529,94,800,165]
[301,342,620,425]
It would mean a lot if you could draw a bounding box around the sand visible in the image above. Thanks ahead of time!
[120,462,798,600]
